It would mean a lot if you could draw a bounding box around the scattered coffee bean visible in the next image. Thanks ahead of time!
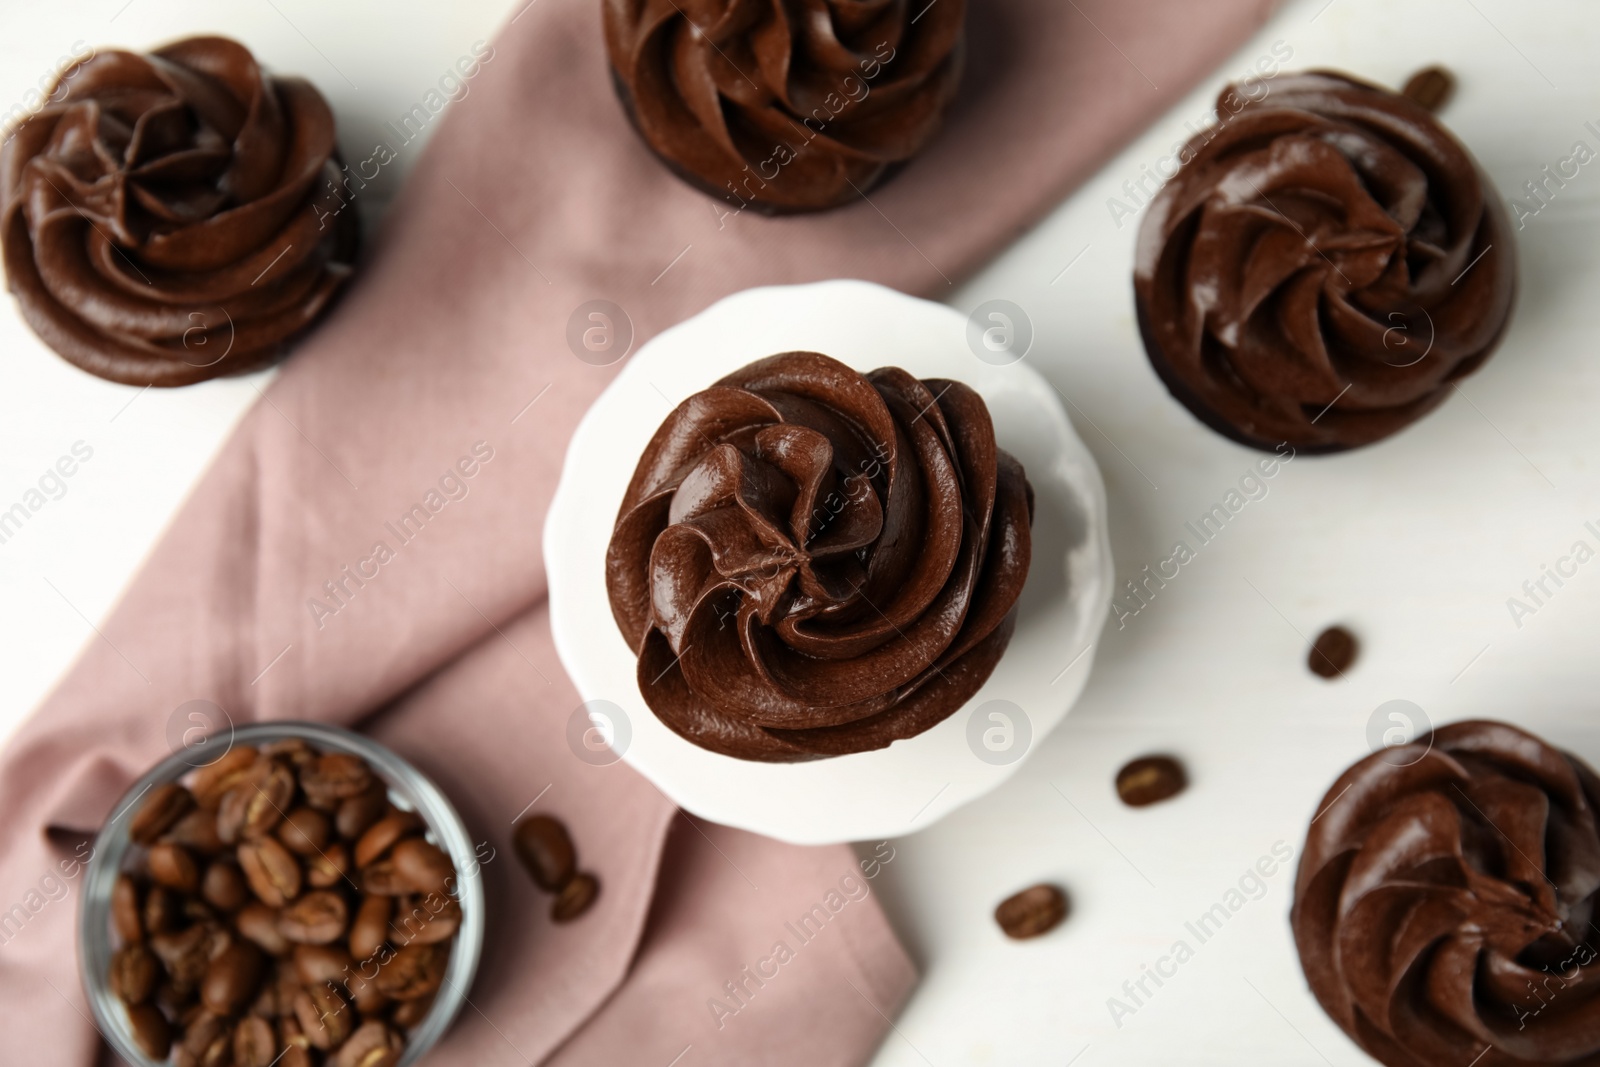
[551,872,600,924]
[994,884,1068,940]
[1401,65,1455,112]
[1115,755,1187,807]
[1308,625,1358,678]
[105,742,453,1064]
[512,815,576,892]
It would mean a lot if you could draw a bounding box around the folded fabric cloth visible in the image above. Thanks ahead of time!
[0,0,1276,1063]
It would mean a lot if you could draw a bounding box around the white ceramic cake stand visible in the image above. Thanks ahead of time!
[544,280,1112,844]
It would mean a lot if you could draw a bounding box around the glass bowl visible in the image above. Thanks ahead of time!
[77,721,485,1066]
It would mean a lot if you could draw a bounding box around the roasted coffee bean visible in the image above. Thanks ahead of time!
[335,1020,404,1067]
[353,811,425,869]
[264,737,317,768]
[336,783,389,840]
[112,873,143,944]
[178,1011,234,1067]
[192,747,263,807]
[111,944,160,1004]
[278,807,331,856]
[163,807,225,854]
[294,943,355,987]
[183,896,219,926]
[1115,755,1187,807]
[279,890,349,944]
[232,1016,278,1067]
[156,979,196,1018]
[294,983,354,1049]
[1308,625,1358,678]
[130,783,195,845]
[346,968,389,1015]
[389,991,433,1028]
[127,1001,173,1059]
[151,924,227,989]
[512,815,576,892]
[143,884,181,935]
[375,943,447,1000]
[277,1016,315,1067]
[236,901,290,956]
[216,784,252,844]
[245,762,296,837]
[201,860,249,912]
[551,872,599,924]
[1401,65,1455,112]
[362,859,407,896]
[994,883,1068,940]
[202,940,265,1015]
[387,838,453,896]
[389,894,461,945]
[239,837,302,906]
[349,894,392,961]
[302,754,373,808]
[306,841,352,889]
[148,842,202,892]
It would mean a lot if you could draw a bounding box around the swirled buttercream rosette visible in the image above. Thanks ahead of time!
[605,351,1032,762]
[1293,720,1600,1067]
[1,36,358,386]
[1134,71,1515,452]
[601,0,966,213]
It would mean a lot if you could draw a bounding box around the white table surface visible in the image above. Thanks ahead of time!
[4,1,1598,1064]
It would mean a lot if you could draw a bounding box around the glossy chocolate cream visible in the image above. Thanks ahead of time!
[605,352,1032,761]
[1134,71,1515,452]
[601,0,966,213]
[0,36,357,386]
[1293,721,1600,1067]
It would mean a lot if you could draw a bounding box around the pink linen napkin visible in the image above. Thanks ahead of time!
[0,0,1276,1063]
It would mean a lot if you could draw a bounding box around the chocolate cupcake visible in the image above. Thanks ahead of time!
[605,351,1032,761]
[601,0,966,213]
[1293,720,1600,1067]
[1134,71,1515,452]
[1,36,357,386]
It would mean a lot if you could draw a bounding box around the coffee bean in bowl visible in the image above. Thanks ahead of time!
[78,723,484,1067]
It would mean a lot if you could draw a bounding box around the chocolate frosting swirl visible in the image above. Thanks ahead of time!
[1,36,357,386]
[1134,71,1515,452]
[602,0,966,213]
[605,352,1032,762]
[1293,721,1600,1067]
